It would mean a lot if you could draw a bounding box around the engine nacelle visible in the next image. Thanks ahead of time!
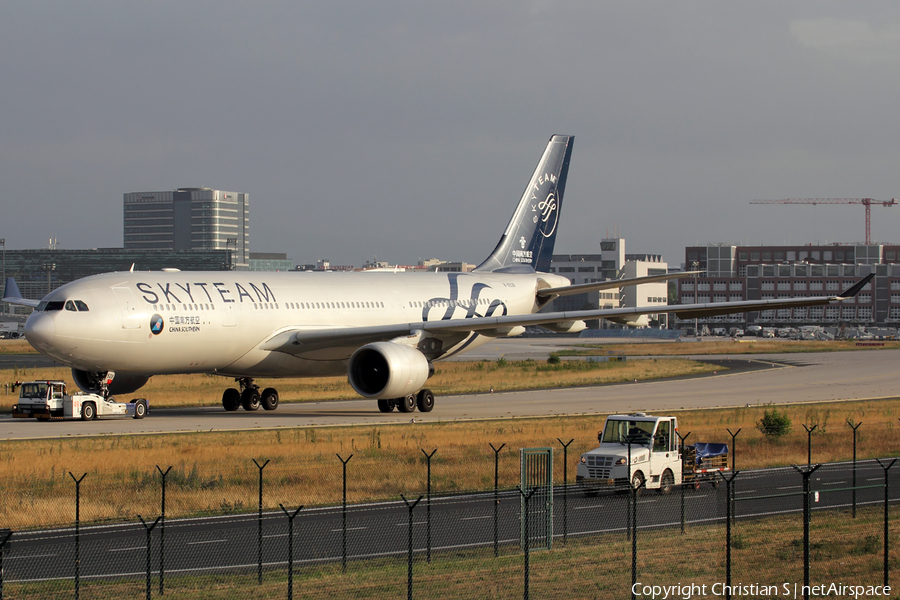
[347,342,433,399]
[72,369,150,396]
[605,314,651,328]
[542,321,587,334]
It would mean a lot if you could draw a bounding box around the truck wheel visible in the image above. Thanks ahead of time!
[81,402,95,421]
[658,470,674,495]
[631,471,645,493]
[133,399,147,419]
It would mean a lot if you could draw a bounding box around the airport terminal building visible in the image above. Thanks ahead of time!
[677,243,900,329]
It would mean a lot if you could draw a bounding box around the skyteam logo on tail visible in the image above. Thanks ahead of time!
[535,188,558,238]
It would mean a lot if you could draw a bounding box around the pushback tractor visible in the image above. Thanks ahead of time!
[12,377,148,421]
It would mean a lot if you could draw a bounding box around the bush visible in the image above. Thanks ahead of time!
[547,353,561,365]
[756,408,792,437]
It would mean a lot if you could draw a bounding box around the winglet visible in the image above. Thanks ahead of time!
[838,273,875,298]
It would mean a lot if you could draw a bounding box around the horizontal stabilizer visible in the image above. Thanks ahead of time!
[3,277,40,308]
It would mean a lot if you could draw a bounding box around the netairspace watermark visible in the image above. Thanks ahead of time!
[632,582,892,599]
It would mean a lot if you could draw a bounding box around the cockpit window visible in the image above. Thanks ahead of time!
[62,300,90,312]
[38,301,65,312]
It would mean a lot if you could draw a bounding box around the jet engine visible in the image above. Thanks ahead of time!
[347,342,433,399]
[72,369,150,396]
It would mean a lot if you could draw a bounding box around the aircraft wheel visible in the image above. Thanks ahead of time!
[133,399,148,419]
[241,388,261,411]
[81,402,96,421]
[377,399,394,413]
[223,388,241,411]
[397,394,416,413]
[416,389,435,413]
[261,388,279,411]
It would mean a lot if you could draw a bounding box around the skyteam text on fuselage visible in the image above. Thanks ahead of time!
[4,135,873,414]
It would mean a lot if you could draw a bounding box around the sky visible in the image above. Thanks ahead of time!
[3,2,900,268]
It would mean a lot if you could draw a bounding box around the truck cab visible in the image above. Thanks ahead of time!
[577,413,681,494]
[12,381,67,419]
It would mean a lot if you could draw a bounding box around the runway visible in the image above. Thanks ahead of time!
[2,339,899,440]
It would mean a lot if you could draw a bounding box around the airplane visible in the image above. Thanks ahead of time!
[4,135,874,414]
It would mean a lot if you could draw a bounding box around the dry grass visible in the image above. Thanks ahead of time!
[0,397,897,529]
[0,357,716,410]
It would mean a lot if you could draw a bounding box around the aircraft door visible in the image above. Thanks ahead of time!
[112,287,142,330]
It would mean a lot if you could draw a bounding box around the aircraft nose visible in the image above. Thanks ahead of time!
[25,313,55,349]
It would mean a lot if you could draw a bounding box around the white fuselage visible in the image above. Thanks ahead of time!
[25,270,568,380]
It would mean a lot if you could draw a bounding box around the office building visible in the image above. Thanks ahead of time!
[124,188,249,270]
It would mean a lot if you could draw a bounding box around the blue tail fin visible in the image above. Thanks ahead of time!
[475,135,574,273]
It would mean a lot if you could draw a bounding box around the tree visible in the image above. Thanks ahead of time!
[756,408,792,437]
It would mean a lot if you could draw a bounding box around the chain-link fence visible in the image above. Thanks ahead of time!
[1,442,897,599]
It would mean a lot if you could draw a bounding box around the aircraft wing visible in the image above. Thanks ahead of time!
[536,271,701,299]
[3,278,40,308]
[263,274,874,357]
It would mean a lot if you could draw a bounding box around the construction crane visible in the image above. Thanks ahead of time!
[750,198,897,245]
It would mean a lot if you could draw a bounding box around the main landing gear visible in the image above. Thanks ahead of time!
[377,389,435,414]
[222,378,279,412]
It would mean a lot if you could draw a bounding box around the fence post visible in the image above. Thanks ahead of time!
[69,472,86,600]
[138,516,161,600]
[719,471,740,600]
[155,465,172,595]
[802,424,818,468]
[401,495,422,600]
[557,438,574,545]
[876,459,897,588]
[279,504,304,600]
[676,431,691,534]
[421,449,437,563]
[0,529,12,600]
[336,454,353,572]
[847,421,862,518]
[252,459,269,584]
[517,487,537,600]
[726,428,740,524]
[490,443,505,557]
[630,471,645,600]
[792,463,821,600]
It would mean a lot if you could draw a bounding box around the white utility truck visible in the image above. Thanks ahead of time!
[576,413,728,494]
[12,379,148,421]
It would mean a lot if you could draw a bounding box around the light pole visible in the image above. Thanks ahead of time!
[1,238,5,314]
[43,263,56,297]
[692,261,699,337]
